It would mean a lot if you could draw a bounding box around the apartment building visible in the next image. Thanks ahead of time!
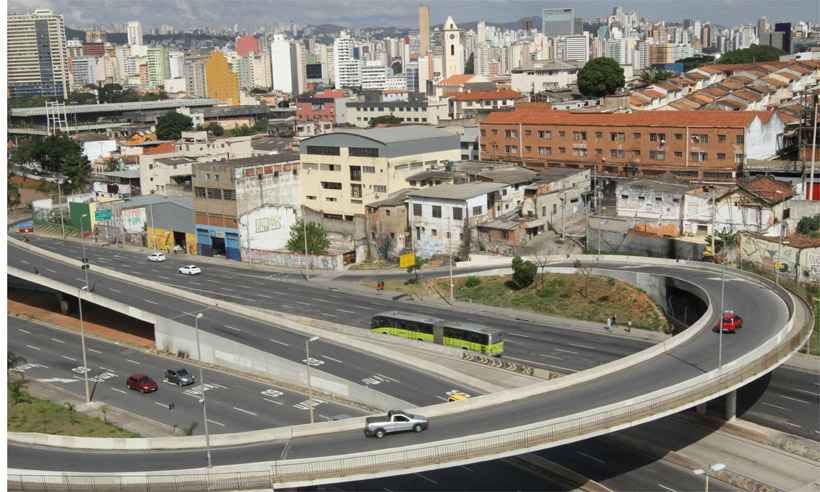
[8,9,69,98]
[345,93,447,127]
[448,90,523,120]
[299,126,461,219]
[479,107,785,179]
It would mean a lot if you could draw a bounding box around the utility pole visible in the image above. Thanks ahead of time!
[57,178,66,239]
[561,191,566,240]
[149,202,156,252]
[193,313,212,468]
[303,212,310,281]
[776,221,784,285]
[711,189,717,262]
[810,95,818,200]
[305,336,319,424]
[448,212,454,302]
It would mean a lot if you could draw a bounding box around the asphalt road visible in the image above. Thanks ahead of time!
[9,243,478,407]
[9,316,363,434]
[7,241,796,472]
[14,235,818,439]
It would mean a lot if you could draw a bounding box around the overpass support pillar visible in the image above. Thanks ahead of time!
[724,390,737,421]
[696,403,707,415]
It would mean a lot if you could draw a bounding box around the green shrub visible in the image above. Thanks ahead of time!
[511,256,537,289]
[464,276,481,288]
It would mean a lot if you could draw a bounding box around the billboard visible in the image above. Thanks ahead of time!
[122,207,146,233]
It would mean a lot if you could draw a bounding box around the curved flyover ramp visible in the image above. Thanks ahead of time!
[7,243,813,491]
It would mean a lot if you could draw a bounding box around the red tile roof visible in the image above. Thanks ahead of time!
[776,71,801,81]
[450,89,522,101]
[739,175,794,204]
[439,74,474,86]
[762,75,789,87]
[732,89,762,102]
[481,108,777,129]
[643,89,665,98]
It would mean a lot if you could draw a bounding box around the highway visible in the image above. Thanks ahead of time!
[7,237,799,473]
[9,316,363,433]
[14,235,819,439]
[10,316,740,492]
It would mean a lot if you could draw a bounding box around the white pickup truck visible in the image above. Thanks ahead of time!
[364,410,429,438]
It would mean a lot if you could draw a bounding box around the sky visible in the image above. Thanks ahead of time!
[8,0,817,30]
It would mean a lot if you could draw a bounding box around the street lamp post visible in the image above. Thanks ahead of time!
[80,214,90,287]
[57,178,66,239]
[303,217,310,281]
[193,312,212,468]
[305,336,319,424]
[78,285,91,402]
[693,463,726,492]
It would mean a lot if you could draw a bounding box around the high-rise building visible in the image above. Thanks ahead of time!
[560,33,589,64]
[442,16,465,79]
[184,54,208,98]
[542,8,575,36]
[7,9,69,98]
[169,51,185,79]
[419,5,430,55]
[333,31,360,88]
[361,61,388,90]
[127,21,143,46]
[146,46,170,89]
[774,23,792,53]
[757,17,770,35]
[205,51,240,105]
[271,34,299,94]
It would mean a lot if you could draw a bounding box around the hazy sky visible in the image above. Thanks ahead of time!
[8,0,817,30]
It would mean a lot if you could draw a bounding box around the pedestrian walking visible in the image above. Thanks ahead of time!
[626,321,632,333]
[169,401,175,411]
[611,315,617,329]
[606,316,612,331]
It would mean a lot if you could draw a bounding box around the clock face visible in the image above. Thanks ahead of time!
[449,33,455,40]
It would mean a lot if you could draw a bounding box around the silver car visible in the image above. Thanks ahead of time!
[165,368,195,386]
[364,410,428,438]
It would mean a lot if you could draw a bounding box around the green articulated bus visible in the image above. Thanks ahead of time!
[370,311,504,356]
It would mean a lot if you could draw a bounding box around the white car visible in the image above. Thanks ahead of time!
[147,252,166,262]
[178,265,202,275]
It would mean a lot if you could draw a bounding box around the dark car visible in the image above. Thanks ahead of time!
[165,368,195,386]
[127,374,158,393]
[713,310,743,333]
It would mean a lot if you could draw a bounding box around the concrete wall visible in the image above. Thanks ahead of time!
[238,206,298,252]
[240,248,343,271]
[154,317,409,410]
[588,216,705,260]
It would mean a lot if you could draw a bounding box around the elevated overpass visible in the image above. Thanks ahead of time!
[6,238,813,491]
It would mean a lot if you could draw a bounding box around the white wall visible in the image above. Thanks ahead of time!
[745,114,785,160]
[409,194,489,258]
[239,205,298,251]
[82,140,118,162]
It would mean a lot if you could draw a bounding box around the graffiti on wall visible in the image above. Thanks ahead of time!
[122,208,146,233]
[240,248,342,271]
[239,206,297,252]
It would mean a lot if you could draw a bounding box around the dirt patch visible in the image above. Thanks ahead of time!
[8,289,155,349]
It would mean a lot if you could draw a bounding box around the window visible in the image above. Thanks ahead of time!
[349,166,362,181]
[538,146,551,156]
[596,148,603,155]
[559,131,566,137]
[573,148,588,157]
[349,147,379,157]
[735,153,745,164]
[452,207,463,220]
[524,130,532,136]
[718,134,727,143]
[690,151,708,162]
[538,130,551,139]
[595,131,603,139]
[649,150,666,160]
[610,132,625,142]
[505,129,518,138]
[413,204,422,216]
[223,189,236,200]
[655,196,663,202]
[559,147,566,154]
[736,135,745,145]
[621,194,629,200]
[692,134,709,144]
[416,227,421,240]
[633,132,641,140]
[194,187,206,198]
[674,151,683,159]
[373,185,387,193]
[321,181,342,190]
[480,129,486,136]
[649,133,666,143]
[385,209,391,216]
[351,183,362,198]
[306,145,340,156]
[573,131,587,141]
[492,129,498,135]
[363,166,376,174]
[306,195,317,200]
[717,153,726,160]
[610,149,625,159]
[632,150,641,159]
[524,145,532,153]
[505,145,518,153]
[207,188,221,199]
[431,228,437,237]
[472,205,482,215]
[432,205,442,218]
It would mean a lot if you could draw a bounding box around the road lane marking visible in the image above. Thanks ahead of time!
[545,364,578,373]
[207,419,225,427]
[414,473,438,485]
[657,484,677,492]
[762,402,788,411]
[336,309,356,314]
[46,268,56,273]
[20,259,30,264]
[25,345,41,351]
[264,398,284,405]
[323,313,337,318]
[269,338,290,347]
[88,348,102,354]
[125,359,141,365]
[295,301,311,306]
[576,451,606,464]
[785,422,802,428]
[233,406,258,417]
[257,294,273,299]
[224,325,242,332]
[322,355,343,364]
[154,402,170,409]
[790,388,820,397]
[17,328,31,335]
[144,299,159,305]
[436,396,448,401]
[554,348,578,355]
[61,355,77,362]
[539,354,563,360]
[375,373,401,383]
[109,288,121,294]
[50,338,65,344]
[76,278,86,283]
[779,395,810,404]
[110,388,127,394]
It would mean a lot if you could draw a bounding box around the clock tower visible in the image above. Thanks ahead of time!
[442,16,464,79]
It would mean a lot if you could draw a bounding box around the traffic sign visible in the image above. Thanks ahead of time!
[95,209,112,221]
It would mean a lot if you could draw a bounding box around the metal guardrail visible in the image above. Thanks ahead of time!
[9,296,811,491]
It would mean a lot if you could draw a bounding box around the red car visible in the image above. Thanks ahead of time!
[713,310,743,333]
[127,374,158,393]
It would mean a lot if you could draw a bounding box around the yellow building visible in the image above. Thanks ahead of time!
[205,51,240,106]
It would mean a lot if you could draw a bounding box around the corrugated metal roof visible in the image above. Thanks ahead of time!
[324,126,458,144]
[408,182,506,200]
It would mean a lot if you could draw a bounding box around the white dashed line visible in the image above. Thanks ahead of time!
[109,288,121,294]
[264,398,284,406]
[110,388,127,394]
[414,473,438,485]
[17,328,31,335]
[657,484,677,492]
[785,422,802,428]
[61,355,77,362]
[554,348,578,355]
[268,338,290,347]
[576,451,606,465]
[336,309,356,314]
[207,419,225,427]
[88,348,102,354]
[20,259,30,265]
[295,301,311,306]
[154,402,170,409]
[257,294,273,299]
[144,299,159,305]
[46,268,56,273]
[125,359,141,365]
[25,344,41,351]
[233,406,258,417]
[539,354,563,360]
[779,395,810,404]
[322,355,343,364]
[50,338,65,344]
[545,364,578,373]
[224,325,242,332]
[762,402,788,411]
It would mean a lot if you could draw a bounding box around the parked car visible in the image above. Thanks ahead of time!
[713,310,743,333]
[178,264,202,275]
[148,252,167,262]
[364,410,428,438]
[165,368,195,386]
[127,374,158,393]
[448,391,471,402]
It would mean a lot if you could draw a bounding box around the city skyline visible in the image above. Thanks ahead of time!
[8,0,816,31]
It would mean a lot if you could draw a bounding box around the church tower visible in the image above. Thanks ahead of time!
[442,16,464,79]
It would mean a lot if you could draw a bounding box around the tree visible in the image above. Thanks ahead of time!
[253,118,270,133]
[465,53,475,74]
[67,91,97,105]
[11,135,91,192]
[640,68,673,84]
[155,111,193,140]
[287,219,330,255]
[573,259,592,298]
[229,125,256,137]
[797,215,820,235]
[511,256,537,289]
[7,173,21,209]
[676,55,715,72]
[369,115,403,127]
[391,60,402,75]
[205,122,224,136]
[577,57,625,98]
[97,83,130,103]
[719,45,784,64]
